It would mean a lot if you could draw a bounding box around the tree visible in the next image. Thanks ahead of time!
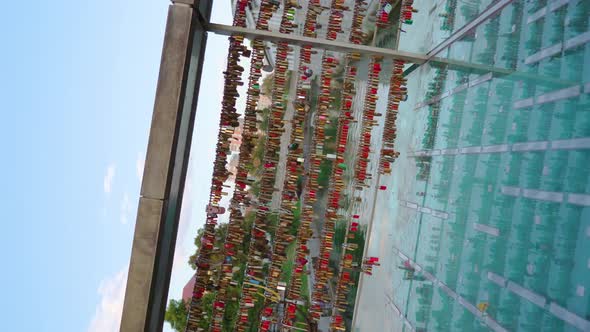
[188,227,205,269]
[188,223,229,270]
[164,299,188,332]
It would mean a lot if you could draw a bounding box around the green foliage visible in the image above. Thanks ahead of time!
[242,211,255,252]
[198,292,215,330]
[266,213,280,239]
[259,107,270,132]
[300,269,310,302]
[280,241,297,282]
[245,292,265,332]
[329,223,367,331]
[342,282,358,329]
[179,211,255,331]
[284,70,294,96]
[189,223,229,270]
[333,222,347,253]
[332,64,345,83]
[295,302,311,329]
[188,227,205,269]
[180,170,263,331]
[324,127,338,155]
[222,290,240,332]
[349,227,366,263]
[261,73,274,96]
[322,85,339,154]
[317,159,333,190]
[249,180,261,196]
[296,175,303,189]
[340,194,350,210]
[288,200,302,236]
[246,108,270,176]
[324,118,338,142]
[164,299,188,332]
[245,108,270,174]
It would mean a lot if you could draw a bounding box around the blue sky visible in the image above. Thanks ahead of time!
[0,1,234,331]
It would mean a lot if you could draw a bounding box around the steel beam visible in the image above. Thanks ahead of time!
[206,23,429,64]
[206,23,572,87]
[120,1,210,331]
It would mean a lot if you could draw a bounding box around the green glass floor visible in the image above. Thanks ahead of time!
[353,1,590,331]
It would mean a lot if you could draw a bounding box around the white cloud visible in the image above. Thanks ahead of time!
[103,164,116,194]
[120,193,131,225]
[136,153,145,183]
[87,267,128,332]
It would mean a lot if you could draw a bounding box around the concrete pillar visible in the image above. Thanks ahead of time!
[120,1,210,331]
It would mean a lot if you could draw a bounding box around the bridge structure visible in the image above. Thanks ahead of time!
[118,0,580,331]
